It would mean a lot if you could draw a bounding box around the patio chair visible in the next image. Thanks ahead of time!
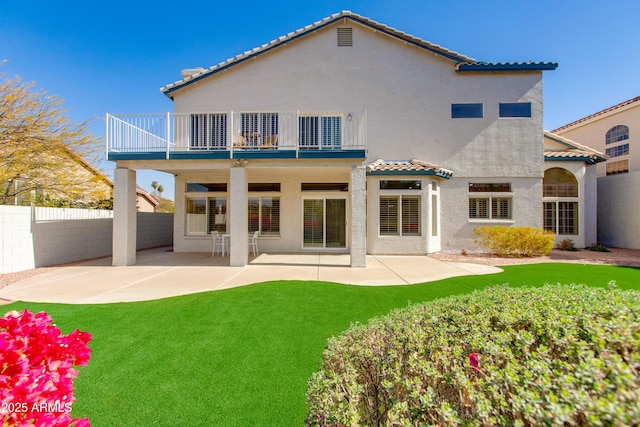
[232,135,248,149]
[211,231,224,255]
[248,230,260,256]
[261,134,278,149]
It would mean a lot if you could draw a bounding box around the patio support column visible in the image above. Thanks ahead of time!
[350,165,367,267]
[229,165,248,267]
[113,167,137,266]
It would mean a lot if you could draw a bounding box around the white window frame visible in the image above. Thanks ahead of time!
[185,194,227,236]
[468,183,513,222]
[248,195,280,236]
[379,194,421,236]
[544,201,579,236]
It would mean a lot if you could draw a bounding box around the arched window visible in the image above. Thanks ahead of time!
[605,125,629,145]
[543,168,578,197]
[543,168,578,235]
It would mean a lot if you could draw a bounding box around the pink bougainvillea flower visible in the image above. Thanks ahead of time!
[1,309,92,426]
[468,353,481,373]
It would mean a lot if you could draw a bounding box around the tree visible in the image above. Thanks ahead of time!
[151,181,158,196]
[0,73,103,205]
[157,184,164,198]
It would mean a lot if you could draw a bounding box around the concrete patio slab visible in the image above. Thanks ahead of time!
[0,247,502,304]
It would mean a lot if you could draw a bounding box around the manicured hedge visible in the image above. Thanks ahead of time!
[306,284,640,426]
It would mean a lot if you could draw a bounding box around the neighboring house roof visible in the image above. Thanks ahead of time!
[551,96,640,133]
[68,150,158,206]
[161,10,556,98]
[544,131,607,164]
[366,159,454,178]
[67,148,158,206]
[63,145,113,188]
[136,186,160,208]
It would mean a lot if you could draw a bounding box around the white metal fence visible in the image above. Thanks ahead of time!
[32,207,114,222]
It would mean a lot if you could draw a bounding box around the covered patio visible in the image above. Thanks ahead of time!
[0,247,500,304]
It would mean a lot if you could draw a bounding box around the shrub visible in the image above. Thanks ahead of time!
[306,284,640,426]
[1,309,92,426]
[558,238,577,251]
[474,226,554,257]
[589,243,611,253]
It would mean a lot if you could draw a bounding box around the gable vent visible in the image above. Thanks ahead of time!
[337,27,353,47]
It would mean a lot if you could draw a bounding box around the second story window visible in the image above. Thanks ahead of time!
[499,102,532,118]
[451,103,483,118]
[605,144,629,158]
[605,125,629,145]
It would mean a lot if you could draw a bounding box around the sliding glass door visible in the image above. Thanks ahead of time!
[303,199,346,248]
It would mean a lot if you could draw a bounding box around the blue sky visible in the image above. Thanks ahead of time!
[2,0,639,200]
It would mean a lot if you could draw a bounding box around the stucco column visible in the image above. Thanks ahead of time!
[350,165,367,267]
[113,167,137,266]
[229,165,248,266]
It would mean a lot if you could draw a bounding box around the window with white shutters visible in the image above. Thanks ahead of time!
[380,195,421,236]
[468,183,512,220]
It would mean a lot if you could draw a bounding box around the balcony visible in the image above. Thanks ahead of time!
[106,111,366,161]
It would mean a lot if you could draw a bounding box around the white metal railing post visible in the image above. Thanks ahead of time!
[166,112,171,159]
[364,109,367,152]
[105,113,110,159]
[296,110,299,158]
[229,111,234,156]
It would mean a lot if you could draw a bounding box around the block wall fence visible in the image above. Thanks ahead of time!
[0,206,173,274]
[597,172,640,249]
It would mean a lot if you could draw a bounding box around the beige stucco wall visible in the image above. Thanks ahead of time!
[173,163,357,253]
[556,103,640,177]
[554,101,639,248]
[136,196,156,212]
[164,20,546,252]
[440,177,543,252]
[173,22,544,177]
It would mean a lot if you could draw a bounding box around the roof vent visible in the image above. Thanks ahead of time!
[181,67,205,79]
[337,28,353,47]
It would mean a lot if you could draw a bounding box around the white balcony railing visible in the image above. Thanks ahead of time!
[106,111,366,159]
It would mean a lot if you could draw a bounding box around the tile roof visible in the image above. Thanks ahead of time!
[366,159,454,178]
[551,96,640,133]
[455,61,557,72]
[161,10,477,97]
[544,131,607,164]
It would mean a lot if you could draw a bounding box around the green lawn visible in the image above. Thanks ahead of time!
[5,263,640,426]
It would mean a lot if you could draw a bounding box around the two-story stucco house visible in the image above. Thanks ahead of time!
[106,11,560,267]
[552,96,640,248]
